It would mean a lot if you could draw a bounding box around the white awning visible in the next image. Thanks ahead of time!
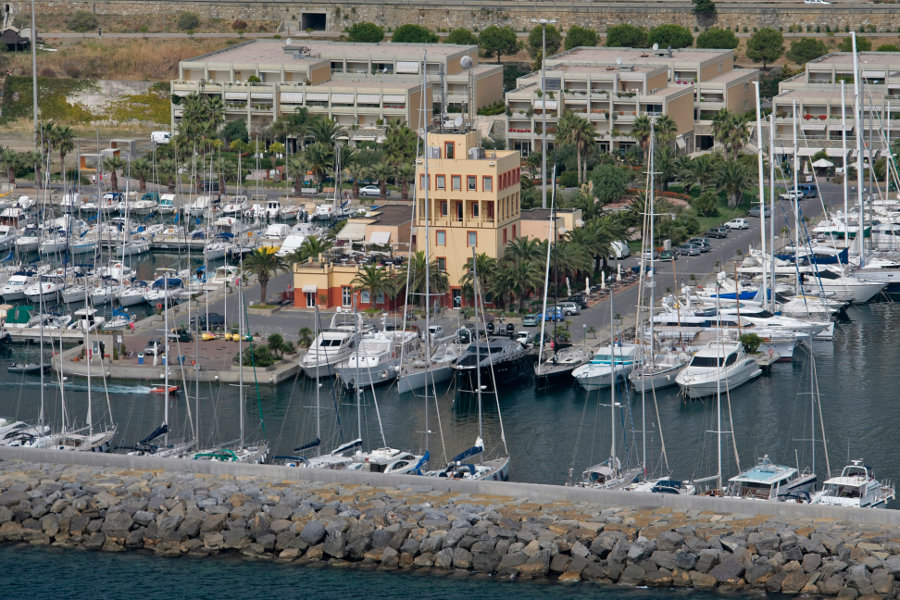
[367,231,391,245]
[832,123,853,131]
[330,93,355,104]
[250,91,273,100]
[862,70,886,78]
[301,284,318,293]
[353,135,377,141]
[801,122,826,131]
[306,93,330,102]
[396,61,420,74]
[851,149,880,159]
[336,221,367,241]
[280,92,303,103]
[533,99,558,110]
[225,92,247,100]
[172,90,190,97]
[357,94,380,104]
[773,147,821,157]
[382,95,406,103]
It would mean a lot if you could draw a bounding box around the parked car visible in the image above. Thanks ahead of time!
[641,249,659,261]
[542,307,564,322]
[799,183,818,198]
[359,185,384,197]
[748,206,761,218]
[659,249,678,261]
[556,302,581,316]
[609,240,630,259]
[688,237,712,251]
[566,294,588,309]
[779,190,804,202]
[704,227,729,239]
[724,218,749,230]
[522,313,541,327]
[677,243,702,256]
[143,338,164,356]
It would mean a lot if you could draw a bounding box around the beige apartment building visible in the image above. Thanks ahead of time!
[772,52,900,164]
[415,131,522,308]
[504,47,758,157]
[171,40,502,141]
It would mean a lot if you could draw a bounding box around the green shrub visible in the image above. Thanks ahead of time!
[67,10,99,32]
[176,12,200,32]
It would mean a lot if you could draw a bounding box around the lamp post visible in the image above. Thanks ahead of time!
[531,18,557,209]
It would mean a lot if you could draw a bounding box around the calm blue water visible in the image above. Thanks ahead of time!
[0,544,756,600]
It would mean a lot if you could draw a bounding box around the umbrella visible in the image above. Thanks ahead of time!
[585,277,590,295]
[811,157,834,168]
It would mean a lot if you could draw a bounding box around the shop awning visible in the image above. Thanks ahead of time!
[336,221,367,241]
[301,284,318,293]
[396,61,420,74]
[368,231,391,245]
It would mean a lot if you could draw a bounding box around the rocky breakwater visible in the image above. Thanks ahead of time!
[1,460,900,597]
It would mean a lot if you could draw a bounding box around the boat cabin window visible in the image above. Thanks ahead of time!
[816,270,839,280]
[724,352,737,366]
[590,354,614,362]
[689,355,724,367]
[319,338,344,347]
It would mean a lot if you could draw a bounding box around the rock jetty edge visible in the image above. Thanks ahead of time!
[1,448,900,597]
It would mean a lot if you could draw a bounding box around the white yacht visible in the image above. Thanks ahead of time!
[90,284,116,306]
[184,195,216,217]
[24,276,64,304]
[203,240,230,261]
[675,340,761,399]
[335,329,418,389]
[723,455,817,501]
[14,228,40,253]
[299,312,363,378]
[116,282,149,307]
[0,225,17,251]
[222,195,248,217]
[157,193,177,215]
[572,342,638,390]
[347,447,426,475]
[629,349,690,392]
[397,336,470,394]
[0,273,33,301]
[67,307,106,332]
[811,461,895,508]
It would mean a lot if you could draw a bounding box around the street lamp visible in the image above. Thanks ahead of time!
[531,18,557,209]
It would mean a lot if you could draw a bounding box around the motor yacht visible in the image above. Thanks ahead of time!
[451,336,534,392]
[810,460,895,508]
[675,340,761,399]
[723,455,816,501]
[299,312,363,378]
[336,329,418,389]
[571,341,638,390]
[0,273,34,301]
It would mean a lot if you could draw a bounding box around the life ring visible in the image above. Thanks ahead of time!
[156,303,163,310]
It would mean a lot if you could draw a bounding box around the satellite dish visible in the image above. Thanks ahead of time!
[652,43,659,51]
[454,116,464,128]
[616,57,622,65]
[460,55,474,70]
[286,38,292,45]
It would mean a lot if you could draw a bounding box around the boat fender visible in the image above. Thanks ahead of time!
[156,303,163,310]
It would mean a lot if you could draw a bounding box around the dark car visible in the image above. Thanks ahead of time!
[566,294,588,309]
[190,312,226,330]
[659,249,678,261]
[704,227,729,239]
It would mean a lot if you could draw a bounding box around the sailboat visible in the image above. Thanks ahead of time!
[428,248,509,481]
[575,291,640,489]
[193,272,269,463]
[629,128,688,392]
[534,168,591,389]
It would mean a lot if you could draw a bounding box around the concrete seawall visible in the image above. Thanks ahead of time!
[2,447,900,596]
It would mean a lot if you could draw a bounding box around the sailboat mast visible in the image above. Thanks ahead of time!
[238,271,245,449]
[769,112,776,310]
[609,289,616,467]
[536,169,555,373]
[163,277,170,445]
[754,82,767,310]
[642,123,655,479]
[852,32,866,267]
[841,82,849,252]
[421,50,432,454]
[472,247,483,441]
[83,285,93,436]
[38,256,45,425]
[792,99,800,268]
[715,289,722,491]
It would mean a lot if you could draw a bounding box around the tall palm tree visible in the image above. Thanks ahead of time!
[287,154,309,194]
[712,108,750,159]
[23,150,43,189]
[351,264,389,305]
[303,142,333,185]
[403,250,449,306]
[370,162,394,199]
[395,163,415,201]
[653,114,678,145]
[383,120,417,166]
[504,236,546,267]
[459,253,498,303]
[308,117,344,146]
[717,159,751,208]
[554,239,593,283]
[343,161,368,199]
[49,124,75,179]
[158,158,177,191]
[102,155,127,193]
[298,235,333,262]
[130,157,153,193]
[0,148,18,186]
[557,110,596,184]
[630,115,652,165]
[241,247,286,304]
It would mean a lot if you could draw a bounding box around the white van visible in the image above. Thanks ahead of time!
[609,240,630,259]
[150,131,171,145]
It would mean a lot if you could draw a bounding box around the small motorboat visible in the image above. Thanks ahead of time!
[7,362,50,374]
[149,385,179,395]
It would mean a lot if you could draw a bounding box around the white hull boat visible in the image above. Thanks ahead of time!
[675,340,762,399]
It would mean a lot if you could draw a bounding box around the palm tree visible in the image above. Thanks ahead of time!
[504,236,546,267]
[653,114,678,145]
[403,250,449,306]
[102,155,127,193]
[717,159,751,208]
[654,145,678,191]
[287,154,308,194]
[298,235,333,262]
[459,253,498,303]
[712,109,750,159]
[23,150,42,189]
[303,142,333,185]
[630,115,652,164]
[49,124,75,179]
[370,162,394,199]
[241,247,287,304]
[1,148,19,186]
[351,264,389,305]
[343,161,368,199]
[158,158,177,191]
[557,111,595,183]
[383,120,417,166]
[554,239,593,282]
[130,157,153,193]
[308,116,344,146]
[395,163,415,201]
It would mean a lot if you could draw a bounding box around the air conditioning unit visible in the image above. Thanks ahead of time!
[427,147,440,159]
[468,147,485,160]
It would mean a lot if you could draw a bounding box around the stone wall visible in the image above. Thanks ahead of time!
[16,1,900,34]
[2,449,900,596]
